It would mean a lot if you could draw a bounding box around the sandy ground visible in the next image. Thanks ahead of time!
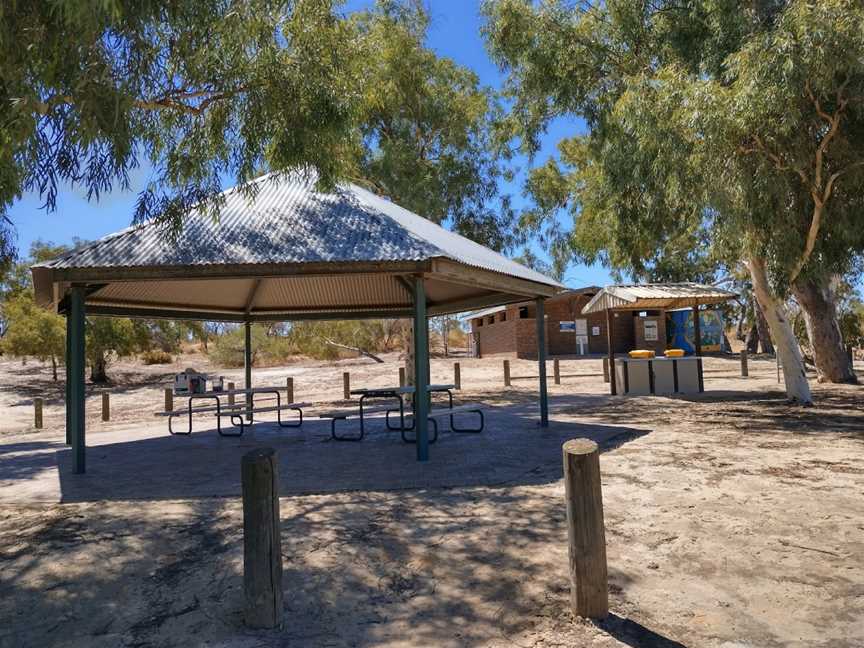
[1,352,863,647]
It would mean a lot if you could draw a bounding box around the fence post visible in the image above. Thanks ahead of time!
[285,377,294,404]
[454,362,461,390]
[101,392,110,422]
[562,439,609,619]
[740,350,749,377]
[34,398,43,429]
[164,387,173,412]
[554,359,561,385]
[228,382,236,405]
[242,448,283,629]
[343,372,351,400]
[399,366,406,388]
[503,359,511,387]
[602,358,610,383]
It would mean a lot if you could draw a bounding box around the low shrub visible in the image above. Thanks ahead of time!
[141,349,173,365]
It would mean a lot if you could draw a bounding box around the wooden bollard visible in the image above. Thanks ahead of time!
[398,366,406,387]
[740,350,749,377]
[241,448,283,629]
[554,359,561,385]
[285,377,294,404]
[228,382,236,405]
[562,439,608,619]
[503,359,511,387]
[602,358,610,383]
[343,372,350,400]
[34,398,43,429]
[101,392,110,422]
[454,362,461,390]
[164,387,173,412]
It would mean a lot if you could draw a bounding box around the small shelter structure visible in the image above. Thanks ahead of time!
[32,172,562,473]
[581,283,738,395]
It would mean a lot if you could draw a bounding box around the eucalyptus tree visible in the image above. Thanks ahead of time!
[0,0,364,263]
[484,0,864,402]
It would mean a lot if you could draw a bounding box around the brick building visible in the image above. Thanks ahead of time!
[467,287,669,359]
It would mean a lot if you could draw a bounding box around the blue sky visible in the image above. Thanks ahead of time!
[7,1,614,289]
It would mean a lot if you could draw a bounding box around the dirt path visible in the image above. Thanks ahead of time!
[0,354,862,647]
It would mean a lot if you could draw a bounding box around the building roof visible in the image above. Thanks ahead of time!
[33,172,562,320]
[581,283,737,314]
[466,286,601,321]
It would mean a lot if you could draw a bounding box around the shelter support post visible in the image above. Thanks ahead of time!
[605,309,617,396]
[412,277,430,461]
[536,298,549,427]
[68,286,86,474]
[692,304,704,392]
[65,325,72,445]
[245,321,253,422]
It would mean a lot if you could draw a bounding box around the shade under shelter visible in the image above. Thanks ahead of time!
[581,283,738,395]
[32,171,563,473]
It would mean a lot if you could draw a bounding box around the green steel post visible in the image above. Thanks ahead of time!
[69,287,86,473]
[413,278,430,461]
[245,321,253,422]
[65,318,72,445]
[536,298,549,427]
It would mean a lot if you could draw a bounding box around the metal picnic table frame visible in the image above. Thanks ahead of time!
[167,386,303,436]
[349,384,455,443]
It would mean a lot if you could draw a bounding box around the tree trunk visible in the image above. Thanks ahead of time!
[792,275,858,384]
[754,300,774,354]
[745,323,759,354]
[90,353,109,383]
[748,256,812,404]
[51,355,58,382]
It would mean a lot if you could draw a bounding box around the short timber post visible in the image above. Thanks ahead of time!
[164,388,173,412]
[412,277,430,461]
[398,366,406,388]
[228,382,236,405]
[454,362,461,390]
[605,309,616,396]
[68,286,87,474]
[343,372,351,400]
[536,298,549,427]
[503,360,511,386]
[101,392,110,422]
[740,350,749,377]
[554,359,561,385]
[34,398,43,429]
[244,322,253,422]
[285,377,294,404]
[241,448,283,629]
[602,357,610,383]
[562,439,609,619]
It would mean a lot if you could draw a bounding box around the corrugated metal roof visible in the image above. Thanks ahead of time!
[581,283,737,314]
[37,171,561,289]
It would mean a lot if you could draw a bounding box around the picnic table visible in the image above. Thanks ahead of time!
[323,383,484,442]
[155,386,306,436]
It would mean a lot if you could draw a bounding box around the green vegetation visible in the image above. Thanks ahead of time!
[484,0,864,401]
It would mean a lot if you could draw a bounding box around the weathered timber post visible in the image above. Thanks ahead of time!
[242,448,283,629]
[602,358,610,383]
[228,382,236,405]
[343,372,351,400]
[164,388,173,413]
[740,350,749,377]
[101,392,110,422]
[285,377,294,404]
[503,359,511,387]
[454,362,461,390]
[34,398,43,429]
[562,439,609,619]
[554,359,561,385]
[399,366,406,388]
